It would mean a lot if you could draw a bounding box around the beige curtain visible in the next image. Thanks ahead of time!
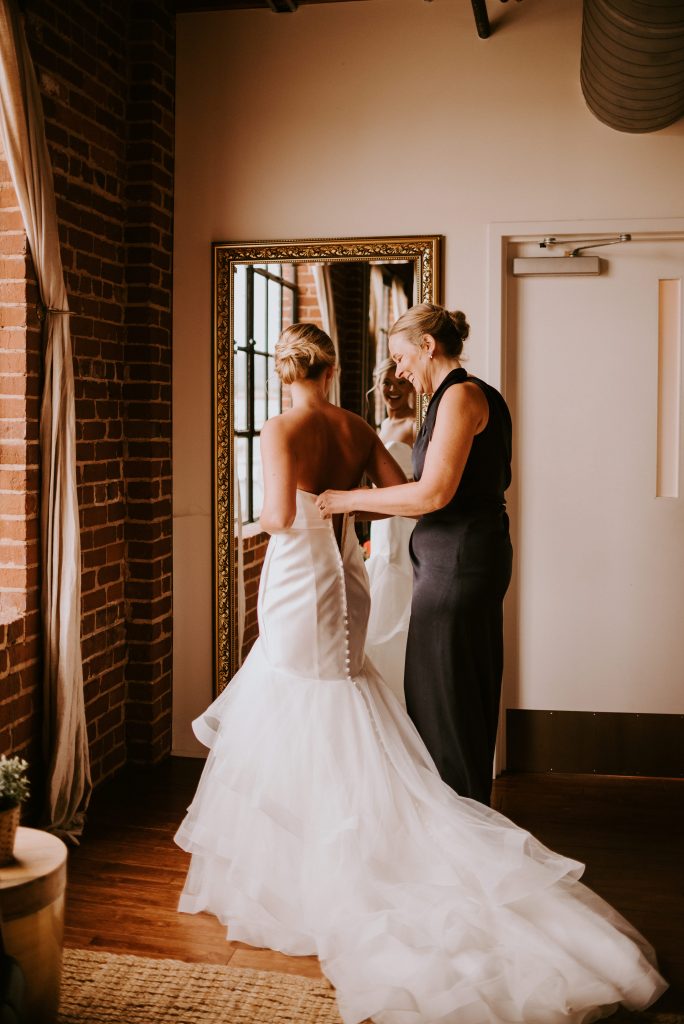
[369,265,387,362]
[369,267,388,424]
[391,276,409,326]
[0,0,91,838]
[312,264,341,406]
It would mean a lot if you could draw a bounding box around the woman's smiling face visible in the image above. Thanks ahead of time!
[389,331,429,394]
[381,364,413,414]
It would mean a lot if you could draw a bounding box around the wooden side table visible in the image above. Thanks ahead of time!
[0,826,68,1024]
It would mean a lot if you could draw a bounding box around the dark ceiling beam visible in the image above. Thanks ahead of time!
[471,0,490,39]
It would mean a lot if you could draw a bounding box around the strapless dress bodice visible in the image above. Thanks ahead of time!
[291,489,333,529]
[384,439,413,480]
[257,489,369,681]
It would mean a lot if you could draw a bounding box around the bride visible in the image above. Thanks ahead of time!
[175,323,666,1024]
[364,357,416,704]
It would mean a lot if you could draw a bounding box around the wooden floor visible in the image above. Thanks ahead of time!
[64,757,684,1011]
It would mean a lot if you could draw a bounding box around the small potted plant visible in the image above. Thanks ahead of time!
[0,756,29,866]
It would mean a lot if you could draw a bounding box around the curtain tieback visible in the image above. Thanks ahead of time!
[37,304,73,321]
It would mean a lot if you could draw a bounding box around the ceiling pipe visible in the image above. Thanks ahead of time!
[471,0,491,39]
[581,0,684,133]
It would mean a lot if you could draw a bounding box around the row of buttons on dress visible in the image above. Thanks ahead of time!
[331,515,354,684]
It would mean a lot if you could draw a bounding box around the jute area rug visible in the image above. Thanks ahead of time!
[58,948,683,1024]
[59,948,343,1024]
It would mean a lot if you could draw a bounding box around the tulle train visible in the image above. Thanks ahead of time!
[175,641,666,1024]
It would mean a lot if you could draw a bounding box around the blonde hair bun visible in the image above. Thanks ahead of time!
[447,309,470,342]
[389,302,470,357]
[275,323,337,385]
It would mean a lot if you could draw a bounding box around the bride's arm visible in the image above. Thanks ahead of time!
[258,418,297,533]
[365,433,408,489]
[319,385,483,518]
[352,433,408,521]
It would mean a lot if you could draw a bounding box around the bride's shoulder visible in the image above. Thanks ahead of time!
[333,404,374,434]
[262,407,302,431]
[336,407,380,451]
[261,412,285,434]
[260,411,301,448]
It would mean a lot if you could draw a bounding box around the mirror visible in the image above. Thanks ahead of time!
[214,235,443,694]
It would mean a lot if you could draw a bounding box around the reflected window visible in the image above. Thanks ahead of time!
[233,264,297,523]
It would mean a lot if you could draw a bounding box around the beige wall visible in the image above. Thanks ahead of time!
[172,0,684,753]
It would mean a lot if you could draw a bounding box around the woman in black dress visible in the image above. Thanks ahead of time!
[318,302,512,805]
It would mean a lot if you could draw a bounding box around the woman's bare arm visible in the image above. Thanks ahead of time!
[259,417,297,533]
[318,384,485,518]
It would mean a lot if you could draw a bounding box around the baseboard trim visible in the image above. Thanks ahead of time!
[506,709,683,777]
[170,748,207,760]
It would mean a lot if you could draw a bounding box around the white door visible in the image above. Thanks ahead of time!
[503,235,684,721]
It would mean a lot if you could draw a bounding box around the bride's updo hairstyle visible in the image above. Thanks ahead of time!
[389,303,470,358]
[372,356,395,382]
[275,323,337,384]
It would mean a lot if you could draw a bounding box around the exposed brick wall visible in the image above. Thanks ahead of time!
[33,0,132,786]
[295,263,323,328]
[0,146,42,781]
[239,531,269,662]
[123,4,175,765]
[0,0,176,789]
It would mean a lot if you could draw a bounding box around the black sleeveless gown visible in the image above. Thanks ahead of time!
[404,367,513,805]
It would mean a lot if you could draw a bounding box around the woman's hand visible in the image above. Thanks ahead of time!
[316,489,353,518]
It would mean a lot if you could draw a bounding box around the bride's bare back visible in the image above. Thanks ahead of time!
[260,396,407,534]
[286,403,376,492]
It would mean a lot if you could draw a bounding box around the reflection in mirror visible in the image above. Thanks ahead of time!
[214,237,442,693]
[233,258,416,527]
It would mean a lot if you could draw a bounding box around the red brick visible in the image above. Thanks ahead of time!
[0,280,28,304]
[0,188,19,212]
[10,715,39,748]
[0,519,28,543]
[0,329,28,352]
[1,5,174,776]
[0,351,26,374]
[0,234,27,257]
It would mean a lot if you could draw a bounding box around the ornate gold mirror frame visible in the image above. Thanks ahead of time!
[213,235,443,694]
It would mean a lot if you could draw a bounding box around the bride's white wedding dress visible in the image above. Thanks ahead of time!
[365,440,414,706]
[175,490,666,1024]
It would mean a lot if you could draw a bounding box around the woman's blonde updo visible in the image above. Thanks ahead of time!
[275,323,337,385]
[389,302,470,358]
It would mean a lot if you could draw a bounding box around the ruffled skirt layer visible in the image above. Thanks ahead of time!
[175,641,666,1024]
